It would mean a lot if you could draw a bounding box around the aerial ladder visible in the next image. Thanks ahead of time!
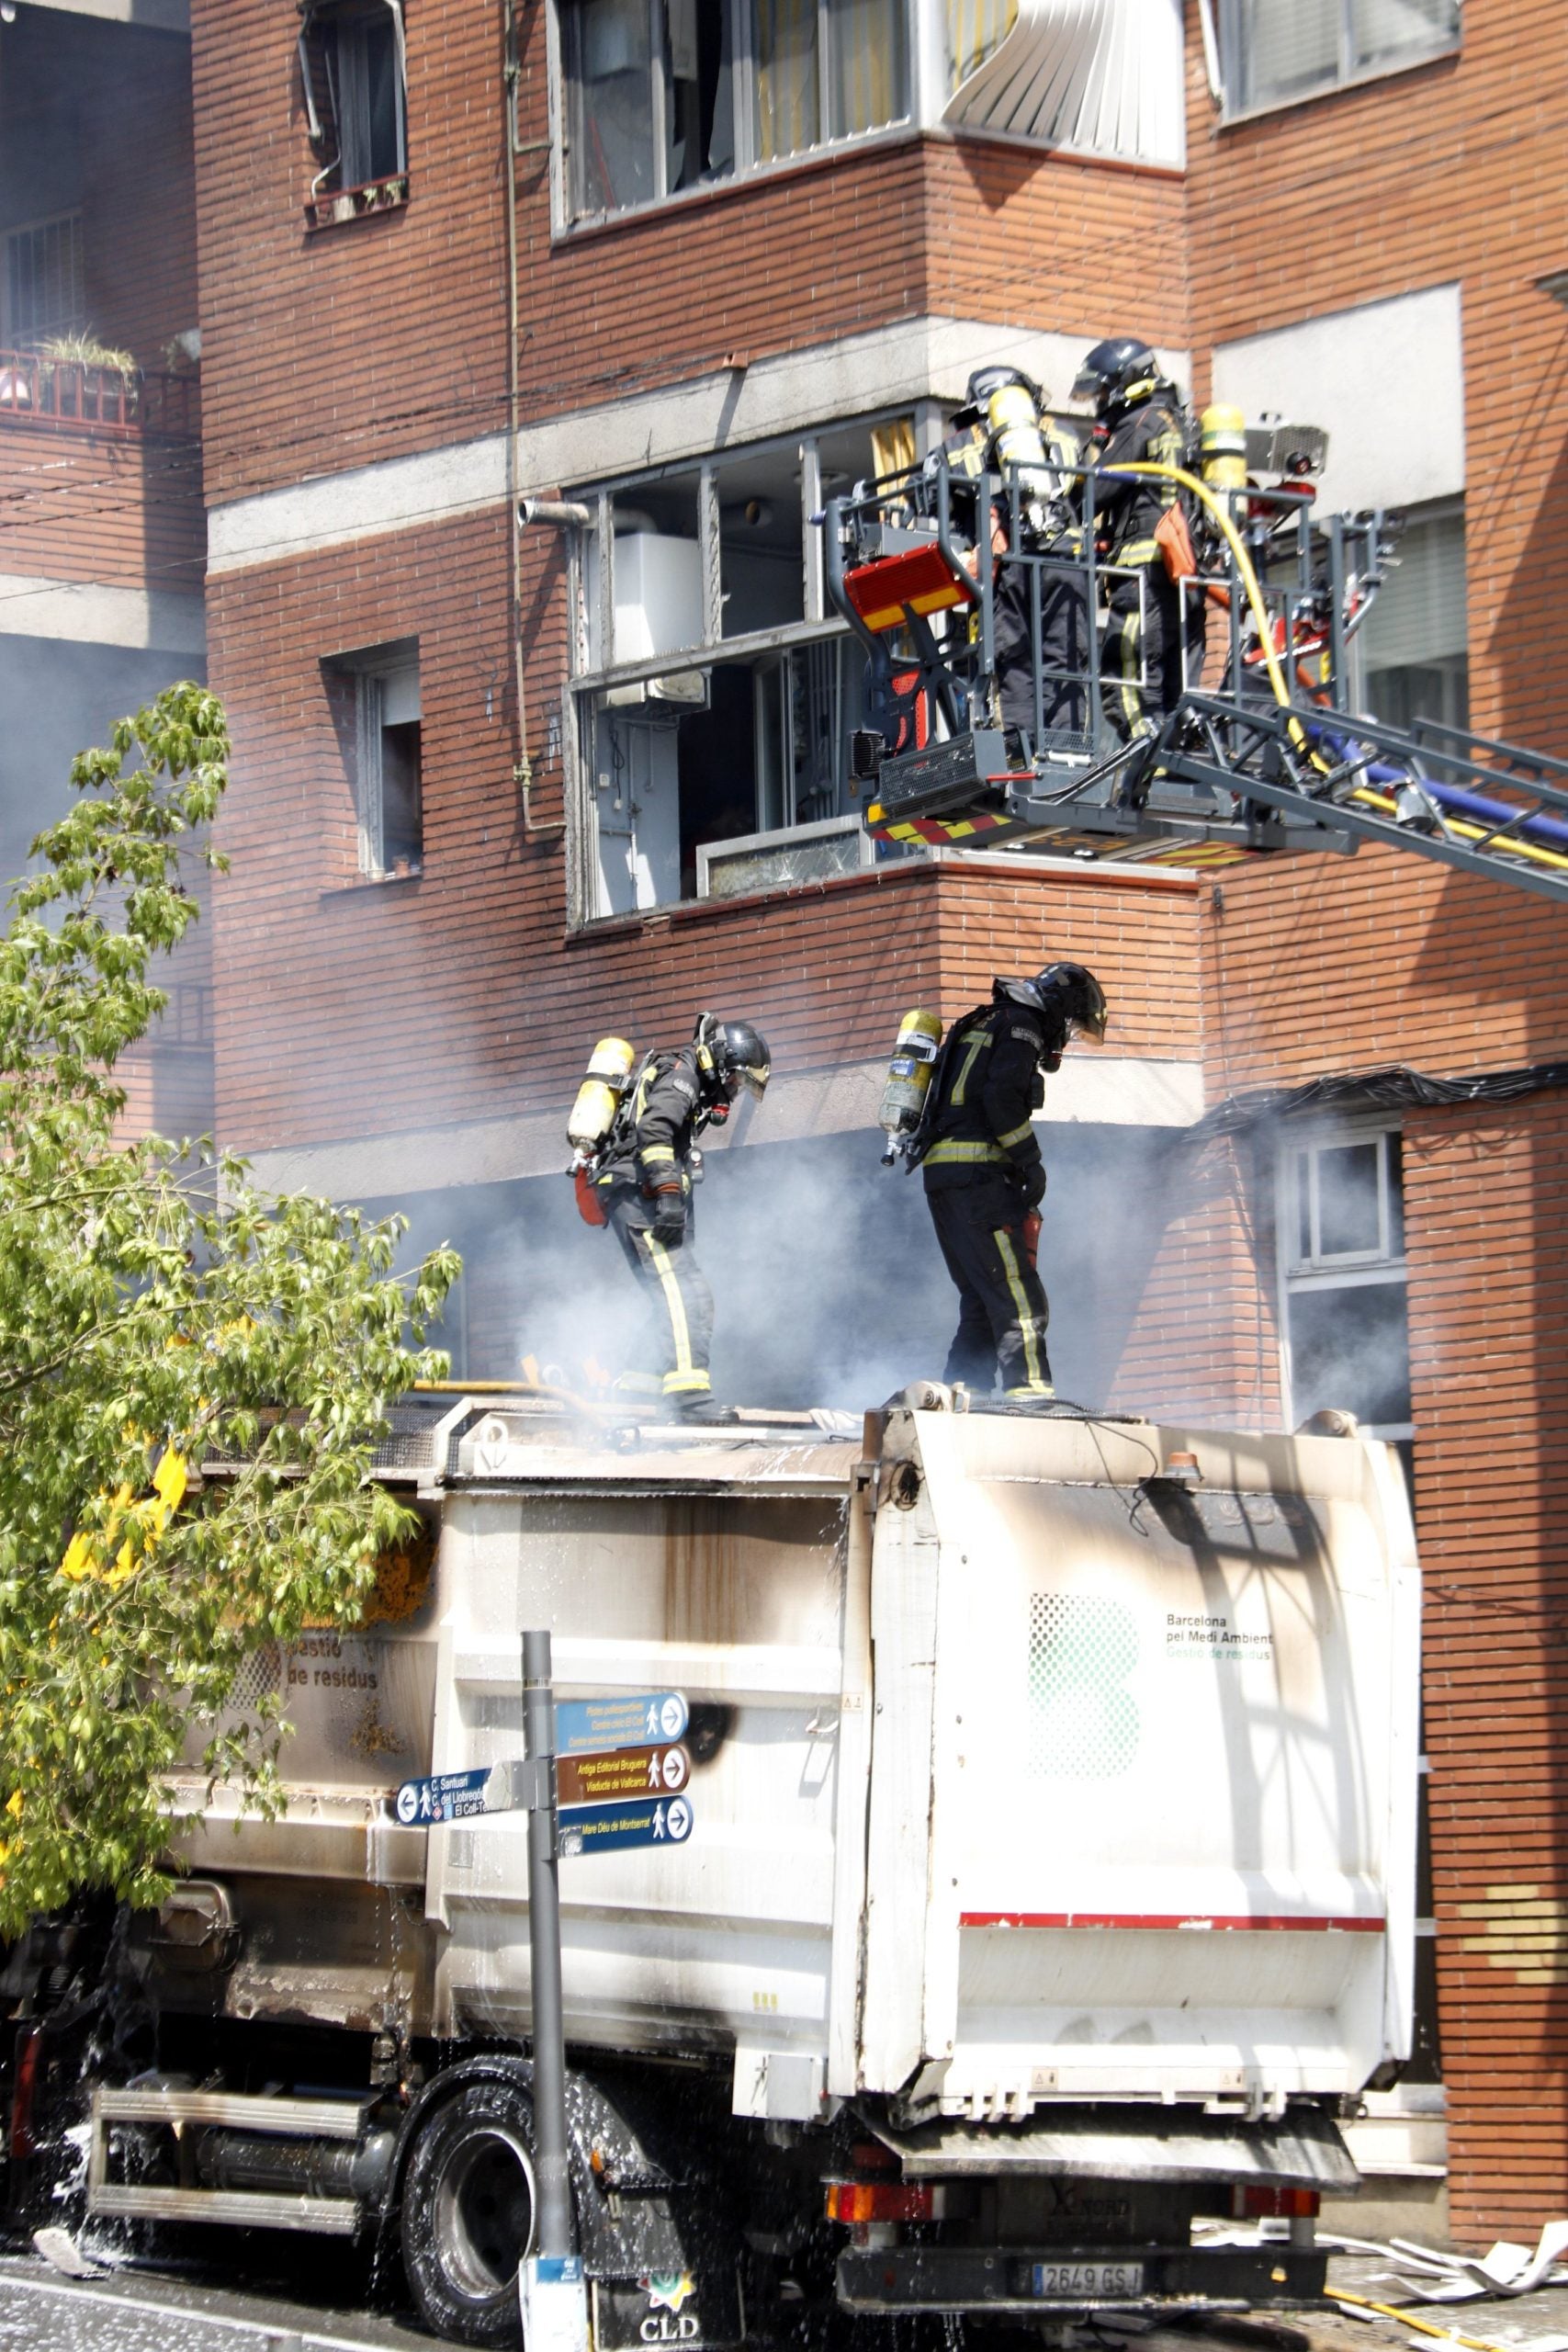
[823,422,1568,906]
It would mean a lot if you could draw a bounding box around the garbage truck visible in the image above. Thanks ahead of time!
[0,1389,1420,2347]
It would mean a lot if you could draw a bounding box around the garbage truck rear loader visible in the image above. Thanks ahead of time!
[0,1397,1419,2347]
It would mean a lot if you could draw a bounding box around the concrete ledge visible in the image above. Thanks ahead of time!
[27,0,188,26]
[239,1055,1204,1202]
[208,314,1191,575]
[0,572,206,655]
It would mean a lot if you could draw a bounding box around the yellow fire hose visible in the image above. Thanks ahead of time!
[1331,2286,1523,2352]
[1106,461,1568,878]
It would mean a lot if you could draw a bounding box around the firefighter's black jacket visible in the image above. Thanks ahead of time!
[1092,394,1187,566]
[596,1046,706,1196]
[918,996,1065,1190]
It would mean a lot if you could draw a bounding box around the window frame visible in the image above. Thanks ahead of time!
[1352,495,1469,738]
[552,0,918,231]
[298,0,410,207]
[564,411,934,923]
[1,210,85,348]
[324,639,423,884]
[1275,1118,1412,1441]
[1217,0,1460,124]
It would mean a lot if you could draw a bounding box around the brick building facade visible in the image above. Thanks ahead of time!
[177,0,1565,2239]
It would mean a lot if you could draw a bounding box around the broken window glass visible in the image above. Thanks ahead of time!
[298,0,408,194]
[1280,1125,1411,1436]
[563,0,909,218]
[568,0,657,216]
[1288,1281,1412,1431]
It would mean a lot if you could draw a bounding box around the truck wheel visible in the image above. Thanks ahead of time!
[400,2080,537,2346]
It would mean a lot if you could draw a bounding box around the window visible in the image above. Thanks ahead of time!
[570,417,909,914]
[2,212,85,346]
[1278,1126,1411,1440]
[1359,503,1468,735]
[947,0,1014,89]
[561,0,909,222]
[1223,0,1458,114]
[326,641,423,878]
[299,0,409,196]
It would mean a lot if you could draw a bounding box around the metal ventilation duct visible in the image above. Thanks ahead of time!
[942,0,1185,169]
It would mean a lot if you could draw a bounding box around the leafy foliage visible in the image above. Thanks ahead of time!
[0,684,459,1938]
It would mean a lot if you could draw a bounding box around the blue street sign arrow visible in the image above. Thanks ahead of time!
[555,1691,689,1755]
[558,1792,694,1858]
[395,1766,496,1826]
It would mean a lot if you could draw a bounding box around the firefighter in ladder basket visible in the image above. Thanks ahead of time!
[578,1014,771,1426]
[912,964,1108,1408]
[1073,335,1206,747]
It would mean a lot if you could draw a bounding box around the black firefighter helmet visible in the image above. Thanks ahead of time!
[1071,336,1164,420]
[996,963,1109,1043]
[694,1012,772,1102]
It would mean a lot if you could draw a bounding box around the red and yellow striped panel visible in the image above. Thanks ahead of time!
[844,545,969,634]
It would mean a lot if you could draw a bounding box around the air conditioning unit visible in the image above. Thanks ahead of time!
[586,532,706,705]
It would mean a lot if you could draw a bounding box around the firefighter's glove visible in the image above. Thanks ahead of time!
[650,1189,686,1243]
[1018,1160,1047,1210]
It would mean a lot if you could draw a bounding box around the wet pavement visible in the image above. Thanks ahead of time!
[0,2253,434,2350]
[4,2245,1568,2352]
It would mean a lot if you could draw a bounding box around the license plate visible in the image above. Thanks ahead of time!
[1031,2262,1145,2300]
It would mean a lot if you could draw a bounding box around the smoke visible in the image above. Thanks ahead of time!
[390,1119,1182,1415]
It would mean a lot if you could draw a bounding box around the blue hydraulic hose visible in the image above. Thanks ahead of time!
[1314,729,1568,854]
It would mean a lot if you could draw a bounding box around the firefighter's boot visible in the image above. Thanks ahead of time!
[670,1392,739,1427]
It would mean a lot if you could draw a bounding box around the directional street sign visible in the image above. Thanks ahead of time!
[558,1743,689,1807]
[558,1792,694,1858]
[395,1765,496,1826]
[555,1691,689,1756]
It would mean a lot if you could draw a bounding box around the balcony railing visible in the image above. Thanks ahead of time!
[0,351,200,438]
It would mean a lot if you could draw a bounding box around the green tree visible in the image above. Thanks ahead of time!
[0,683,459,1938]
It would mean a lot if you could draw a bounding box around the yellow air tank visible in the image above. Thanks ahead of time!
[1200,403,1248,493]
[984,378,1054,502]
[878,1010,943,1162]
[568,1036,636,1159]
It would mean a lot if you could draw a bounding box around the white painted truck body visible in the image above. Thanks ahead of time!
[180,1400,1417,2127]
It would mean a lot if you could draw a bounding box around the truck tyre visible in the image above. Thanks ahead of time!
[400,2079,537,2346]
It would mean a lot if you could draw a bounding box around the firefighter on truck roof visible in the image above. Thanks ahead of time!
[586,1013,771,1426]
[911,964,1108,1408]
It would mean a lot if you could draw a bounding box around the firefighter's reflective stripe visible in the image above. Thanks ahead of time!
[995,1226,1046,1388]
[613,1370,663,1396]
[641,1145,677,1164]
[924,1139,1008,1166]
[1117,603,1145,733]
[995,1119,1034,1149]
[643,1234,695,1377]
[661,1369,713,1396]
[1117,536,1160,564]
[951,1032,990,1106]
[1005,1382,1056,1399]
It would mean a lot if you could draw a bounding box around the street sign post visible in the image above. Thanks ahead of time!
[394,1765,497,1826]
[558,1792,694,1857]
[518,1630,588,2352]
[555,1691,689,1755]
[557,1743,689,1806]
